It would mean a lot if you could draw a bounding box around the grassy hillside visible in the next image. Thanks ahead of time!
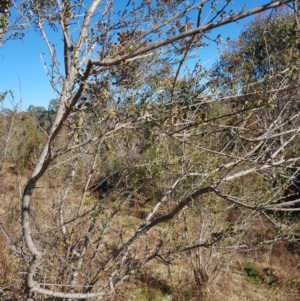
[1,108,300,300]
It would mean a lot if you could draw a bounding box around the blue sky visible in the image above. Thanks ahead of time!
[0,1,281,111]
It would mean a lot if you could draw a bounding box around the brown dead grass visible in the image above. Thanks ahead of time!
[1,166,300,301]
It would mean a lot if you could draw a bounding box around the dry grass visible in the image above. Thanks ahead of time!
[1,166,300,301]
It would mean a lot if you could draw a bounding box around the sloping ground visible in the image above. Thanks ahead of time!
[1,165,300,301]
[118,252,300,301]
[208,260,300,301]
[94,241,300,301]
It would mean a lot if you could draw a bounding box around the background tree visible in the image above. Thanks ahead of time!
[48,98,59,113]
[210,7,300,213]
[0,0,10,45]
[211,8,300,97]
[27,105,47,114]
